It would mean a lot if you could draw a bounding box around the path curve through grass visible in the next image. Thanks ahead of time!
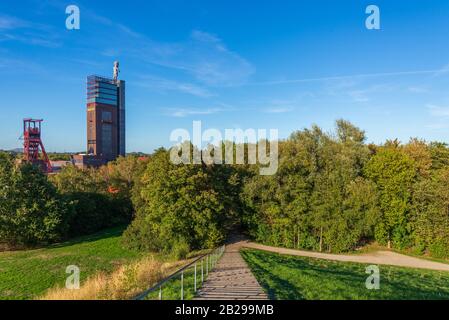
[244,242,449,272]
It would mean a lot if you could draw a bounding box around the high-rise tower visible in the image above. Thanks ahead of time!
[86,62,125,162]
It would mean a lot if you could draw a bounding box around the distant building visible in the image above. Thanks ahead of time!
[71,154,105,169]
[73,62,126,168]
[49,160,72,173]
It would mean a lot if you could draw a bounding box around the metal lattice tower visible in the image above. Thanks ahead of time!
[23,119,52,173]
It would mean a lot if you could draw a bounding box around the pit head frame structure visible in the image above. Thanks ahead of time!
[23,118,52,173]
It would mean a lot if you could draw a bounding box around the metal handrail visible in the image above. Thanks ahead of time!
[134,245,225,300]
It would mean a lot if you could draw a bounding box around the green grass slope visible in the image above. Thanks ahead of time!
[241,249,449,300]
[0,227,142,300]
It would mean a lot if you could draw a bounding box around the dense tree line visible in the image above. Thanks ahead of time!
[2,120,449,259]
[241,121,379,252]
[123,121,449,259]
[241,121,449,258]
[0,154,144,247]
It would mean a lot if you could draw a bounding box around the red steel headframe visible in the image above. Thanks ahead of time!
[23,118,52,173]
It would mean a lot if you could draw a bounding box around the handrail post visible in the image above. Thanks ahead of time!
[181,271,184,300]
[201,259,204,283]
[133,245,225,300]
[194,262,197,292]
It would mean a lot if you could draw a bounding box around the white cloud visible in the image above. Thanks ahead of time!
[408,86,429,93]
[152,30,254,86]
[433,63,449,77]
[0,57,44,73]
[326,82,394,103]
[263,107,294,114]
[0,15,28,30]
[426,123,448,130]
[427,104,449,117]
[2,33,61,48]
[425,104,449,131]
[0,14,61,47]
[94,23,255,86]
[136,76,214,98]
[164,107,224,118]
[248,98,301,114]
[233,68,446,88]
[175,83,213,98]
[190,30,221,44]
[348,90,370,102]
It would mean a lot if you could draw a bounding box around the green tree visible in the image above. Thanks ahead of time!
[101,155,148,197]
[50,164,132,237]
[242,120,377,253]
[123,148,228,253]
[51,165,104,194]
[411,167,449,258]
[429,142,449,170]
[365,147,416,249]
[0,160,68,246]
[403,138,432,178]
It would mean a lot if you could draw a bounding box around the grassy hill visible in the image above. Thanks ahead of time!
[0,227,143,300]
[242,249,449,300]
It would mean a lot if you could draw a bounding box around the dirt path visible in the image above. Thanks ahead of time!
[244,242,449,272]
[194,240,268,300]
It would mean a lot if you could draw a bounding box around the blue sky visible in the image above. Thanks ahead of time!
[1,0,449,152]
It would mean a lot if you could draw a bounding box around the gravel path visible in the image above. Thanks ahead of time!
[244,242,449,272]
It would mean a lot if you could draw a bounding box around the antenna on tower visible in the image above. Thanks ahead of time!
[113,61,120,82]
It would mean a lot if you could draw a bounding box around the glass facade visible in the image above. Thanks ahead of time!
[87,76,118,106]
[97,87,117,95]
[87,97,117,105]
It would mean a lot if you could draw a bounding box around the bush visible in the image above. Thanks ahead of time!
[122,216,161,252]
[428,239,449,259]
[410,240,426,256]
[171,240,190,260]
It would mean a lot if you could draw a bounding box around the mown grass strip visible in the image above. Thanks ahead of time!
[241,249,449,300]
[0,227,142,300]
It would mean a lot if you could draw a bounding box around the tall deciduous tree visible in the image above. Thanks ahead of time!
[242,120,378,253]
[0,158,68,246]
[123,149,229,253]
[365,147,415,249]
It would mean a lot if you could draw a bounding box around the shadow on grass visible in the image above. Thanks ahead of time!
[47,226,127,249]
[241,248,449,300]
[241,250,303,300]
